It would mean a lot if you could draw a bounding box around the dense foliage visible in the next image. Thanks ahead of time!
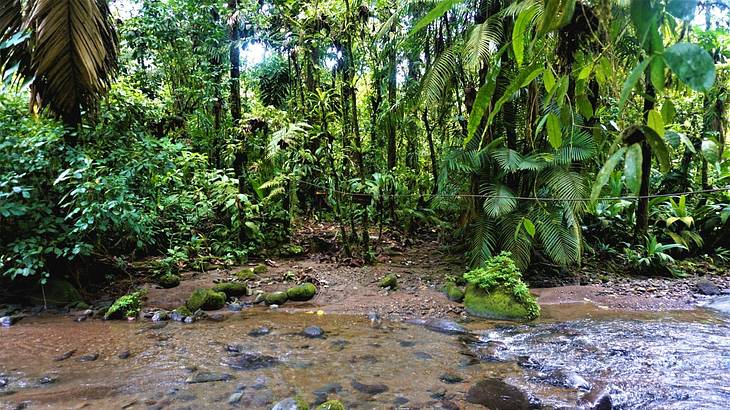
[1,0,729,288]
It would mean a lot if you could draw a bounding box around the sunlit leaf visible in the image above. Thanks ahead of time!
[624,143,643,194]
[664,43,716,92]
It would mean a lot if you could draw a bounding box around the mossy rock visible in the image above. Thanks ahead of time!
[316,400,345,410]
[378,274,398,289]
[253,264,268,274]
[158,273,181,289]
[28,278,83,306]
[173,306,192,317]
[236,268,256,280]
[464,284,538,321]
[444,283,465,303]
[212,282,248,297]
[264,291,288,306]
[105,290,145,320]
[186,288,226,311]
[281,244,304,256]
[287,283,317,301]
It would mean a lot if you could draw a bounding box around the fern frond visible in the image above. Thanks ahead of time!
[421,47,458,105]
[481,182,517,218]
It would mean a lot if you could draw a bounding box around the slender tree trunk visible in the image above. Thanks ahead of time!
[636,76,655,240]
[228,0,241,125]
[423,108,439,196]
[386,36,397,221]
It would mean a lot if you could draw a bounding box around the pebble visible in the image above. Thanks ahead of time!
[53,350,76,361]
[227,392,243,404]
[118,351,131,359]
[303,326,325,338]
[351,379,389,395]
[248,326,271,337]
[185,372,233,384]
[78,354,99,362]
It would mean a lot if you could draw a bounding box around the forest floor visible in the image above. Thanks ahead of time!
[142,221,730,321]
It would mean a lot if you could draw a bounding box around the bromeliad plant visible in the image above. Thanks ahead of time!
[624,235,687,276]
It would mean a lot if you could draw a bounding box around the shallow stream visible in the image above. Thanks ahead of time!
[1,304,728,409]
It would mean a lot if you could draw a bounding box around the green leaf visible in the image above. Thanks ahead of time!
[664,43,716,92]
[641,126,670,171]
[482,183,517,218]
[523,218,536,238]
[513,4,538,67]
[649,32,665,92]
[543,68,556,92]
[647,109,664,137]
[624,143,643,194]
[410,0,463,35]
[619,57,652,111]
[465,63,501,146]
[702,139,719,163]
[665,131,695,153]
[661,100,676,124]
[591,147,627,202]
[576,94,593,119]
[546,113,562,149]
[630,0,658,47]
[667,0,698,20]
[486,65,543,127]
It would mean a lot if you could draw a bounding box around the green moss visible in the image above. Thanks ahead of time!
[316,400,345,410]
[236,268,256,280]
[186,288,226,311]
[253,264,268,274]
[287,283,317,301]
[264,291,288,306]
[158,273,181,289]
[282,244,304,256]
[378,274,398,289]
[173,306,192,317]
[464,284,539,320]
[293,396,309,409]
[105,290,146,320]
[212,282,248,297]
[444,283,465,303]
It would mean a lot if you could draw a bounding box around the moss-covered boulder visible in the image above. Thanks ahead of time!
[462,252,540,321]
[287,283,317,301]
[158,273,181,289]
[236,268,256,280]
[28,278,83,306]
[378,274,398,289]
[316,400,345,410]
[444,283,465,303]
[105,290,146,320]
[212,282,248,297]
[253,264,268,274]
[186,288,226,311]
[173,306,192,317]
[264,291,288,306]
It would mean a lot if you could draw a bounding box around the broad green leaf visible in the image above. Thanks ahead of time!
[642,126,670,171]
[465,64,501,146]
[630,0,658,48]
[578,63,593,80]
[576,94,593,119]
[665,131,695,153]
[664,43,716,92]
[591,147,627,202]
[555,75,569,106]
[486,65,543,127]
[523,218,536,238]
[513,4,538,67]
[647,109,664,137]
[649,29,665,92]
[557,0,577,29]
[410,0,463,35]
[624,143,643,193]
[538,0,560,37]
[702,139,719,163]
[546,113,562,149]
[543,68,556,92]
[667,0,698,20]
[619,57,652,111]
[661,100,676,123]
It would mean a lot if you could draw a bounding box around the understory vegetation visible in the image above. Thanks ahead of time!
[1,0,729,295]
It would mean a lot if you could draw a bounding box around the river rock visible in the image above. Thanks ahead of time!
[228,302,243,312]
[158,274,181,289]
[151,311,168,322]
[271,397,308,410]
[185,371,233,383]
[465,378,532,409]
[0,377,7,388]
[464,284,538,321]
[544,369,591,391]
[186,289,226,311]
[407,318,467,335]
[579,385,613,410]
[0,316,17,327]
[248,326,271,337]
[696,279,721,296]
[351,379,389,395]
[414,351,432,360]
[706,295,730,315]
[224,352,279,370]
[312,383,342,405]
[378,274,398,289]
[303,325,325,338]
[439,373,463,384]
[78,353,99,362]
[212,282,248,298]
[38,376,57,384]
[287,283,317,301]
[227,392,243,405]
[53,350,76,361]
[264,291,288,306]
[118,351,131,359]
[444,283,465,302]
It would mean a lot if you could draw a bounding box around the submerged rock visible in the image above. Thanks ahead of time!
[118,351,131,359]
[543,369,591,391]
[271,397,308,410]
[580,386,613,410]
[224,352,279,370]
[186,288,226,311]
[464,284,537,321]
[53,350,76,362]
[287,283,317,301]
[78,353,99,362]
[185,371,233,384]
[248,326,271,337]
[312,383,342,405]
[466,378,533,409]
[264,291,288,306]
[407,318,467,335]
[351,379,389,395]
[303,326,325,338]
[439,373,463,384]
[227,392,244,405]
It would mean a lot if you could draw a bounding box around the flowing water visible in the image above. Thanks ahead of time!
[0,304,728,409]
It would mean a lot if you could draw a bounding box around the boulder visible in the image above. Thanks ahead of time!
[444,283,465,303]
[186,289,226,311]
[236,268,256,280]
[212,282,248,297]
[264,291,288,306]
[696,279,721,296]
[378,274,398,289]
[465,378,532,409]
[464,284,537,321]
[287,283,317,301]
[157,274,181,289]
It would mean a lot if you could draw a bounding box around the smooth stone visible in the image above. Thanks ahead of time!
[227,392,243,405]
[466,378,532,409]
[248,326,271,337]
[185,372,233,384]
[439,373,463,384]
[78,354,99,362]
[271,397,305,410]
[414,351,432,360]
[407,318,467,335]
[118,351,131,359]
[228,303,243,312]
[224,352,279,370]
[303,325,325,338]
[697,279,721,296]
[53,350,76,361]
[351,379,389,395]
[151,311,168,322]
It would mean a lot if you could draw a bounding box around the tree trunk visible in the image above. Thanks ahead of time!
[228,0,241,124]
[636,76,655,240]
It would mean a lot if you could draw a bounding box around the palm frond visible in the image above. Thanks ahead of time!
[468,213,496,267]
[536,210,580,266]
[464,16,503,73]
[553,129,596,164]
[421,47,458,105]
[481,182,517,218]
[491,147,523,173]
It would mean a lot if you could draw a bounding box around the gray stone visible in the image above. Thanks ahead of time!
[227,392,244,405]
[151,311,169,322]
[303,325,325,338]
[271,397,299,410]
[351,380,389,395]
[185,371,233,384]
[78,354,99,362]
[697,279,721,296]
[466,378,532,409]
[248,326,271,337]
[224,352,279,370]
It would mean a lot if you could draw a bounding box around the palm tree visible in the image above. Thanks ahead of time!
[0,0,118,127]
